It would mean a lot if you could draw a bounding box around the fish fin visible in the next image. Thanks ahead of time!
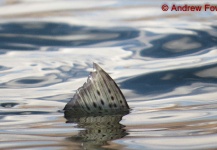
[64,63,129,115]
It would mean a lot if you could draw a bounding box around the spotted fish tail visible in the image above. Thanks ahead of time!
[64,63,129,115]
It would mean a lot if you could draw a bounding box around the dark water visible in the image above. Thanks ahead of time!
[0,0,217,150]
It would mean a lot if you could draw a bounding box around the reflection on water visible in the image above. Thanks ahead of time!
[0,102,19,108]
[121,63,217,96]
[0,74,62,88]
[0,22,138,52]
[65,112,127,149]
[0,0,217,150]
[140,29,217,58]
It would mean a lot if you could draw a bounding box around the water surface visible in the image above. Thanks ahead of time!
[0,0,217,149]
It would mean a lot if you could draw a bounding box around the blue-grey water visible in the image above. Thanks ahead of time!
[0,0,217,150]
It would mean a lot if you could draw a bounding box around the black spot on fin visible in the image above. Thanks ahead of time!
[64,63,129,116]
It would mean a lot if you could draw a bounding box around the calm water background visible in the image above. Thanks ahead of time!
[0,0,217,149]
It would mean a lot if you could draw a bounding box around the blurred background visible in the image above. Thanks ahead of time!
[0,0,217,149]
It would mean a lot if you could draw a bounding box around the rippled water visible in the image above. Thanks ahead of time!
[1,0,217,149]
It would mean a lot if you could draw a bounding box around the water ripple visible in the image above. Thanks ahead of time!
[0,0,217,150]
[0,75,62,88]
[140,28,217,58]
[114,135,217,150]
[0,22,139,52]
[121,63,217,96]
